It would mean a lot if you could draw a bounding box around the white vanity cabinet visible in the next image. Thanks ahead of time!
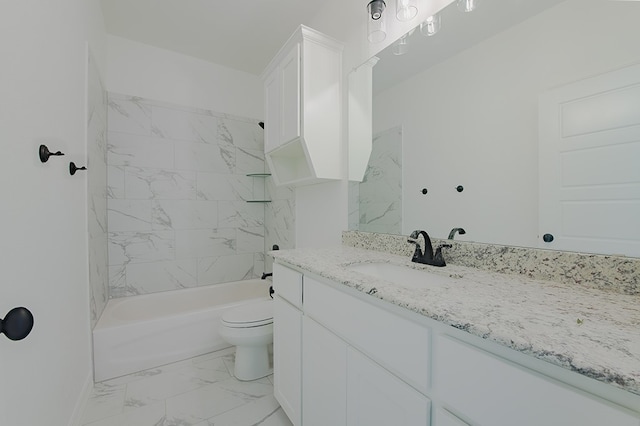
[301,315,430,426]
[272,262,640,426]
[302,275,431,426]
[274,264,431,426]
[261,25,343,186]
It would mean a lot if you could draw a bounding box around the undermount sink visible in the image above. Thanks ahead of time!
[347,262,457,289]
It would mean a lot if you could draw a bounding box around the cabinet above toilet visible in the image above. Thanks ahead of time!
[261,25,343,187]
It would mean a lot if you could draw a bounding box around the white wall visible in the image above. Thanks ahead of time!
[0,0,106,424]
[373,0,640,247]
[107,35,263,120]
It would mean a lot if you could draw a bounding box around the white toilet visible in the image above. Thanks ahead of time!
[219,299,274,381]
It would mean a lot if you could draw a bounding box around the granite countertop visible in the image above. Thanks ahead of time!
[271,246,640,396]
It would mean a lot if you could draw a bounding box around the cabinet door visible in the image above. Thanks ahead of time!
[305,276,430,394]
[302,316,347,426]
[273,296,302,426]
[280,42,300,145]
[347,347,430,426]
[264,69,280,153]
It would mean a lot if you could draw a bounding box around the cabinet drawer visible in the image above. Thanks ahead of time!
[304,276,430,394]
[273,263,302,308]
[434,335,640,426]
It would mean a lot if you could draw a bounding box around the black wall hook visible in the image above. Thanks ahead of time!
[69,162,87,176]
[1,307,34,341]
[39,145,64,163]
[456,185,464,192]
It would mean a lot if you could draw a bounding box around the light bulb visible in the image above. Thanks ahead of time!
[457,0,479,13]
[420,13,441,37]
[392,34,409,55]
[367,0,387,43]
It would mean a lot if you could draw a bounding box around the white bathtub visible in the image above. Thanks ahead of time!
[93,279,271,382]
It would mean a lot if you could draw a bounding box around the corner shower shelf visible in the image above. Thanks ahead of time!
[246,173,271,203]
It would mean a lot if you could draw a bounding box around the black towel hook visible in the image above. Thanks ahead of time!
[69,162,87,176]
[39,145,64,163]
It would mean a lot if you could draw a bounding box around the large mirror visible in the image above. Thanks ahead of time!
[349,0,640,257]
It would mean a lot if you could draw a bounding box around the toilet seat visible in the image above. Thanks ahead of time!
[221,300,273,328]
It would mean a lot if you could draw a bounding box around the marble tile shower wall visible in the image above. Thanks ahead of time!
[349,126,402,234]
[87,51,109,327]
[106,93,271,298]
[264,174,296,273]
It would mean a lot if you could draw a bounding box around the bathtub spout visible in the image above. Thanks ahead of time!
[261,272,272,279]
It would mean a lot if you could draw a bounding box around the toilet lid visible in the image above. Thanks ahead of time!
[221,300,273,328]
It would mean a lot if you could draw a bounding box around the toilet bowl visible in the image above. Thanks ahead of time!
[219,299,273,381]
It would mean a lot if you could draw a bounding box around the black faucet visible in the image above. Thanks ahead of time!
[448,227,466,240]
[407,230,451,267]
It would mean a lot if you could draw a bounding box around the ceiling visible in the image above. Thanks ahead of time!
[373,0,565,94]
[100,0,323,76]
[100,0,573,82]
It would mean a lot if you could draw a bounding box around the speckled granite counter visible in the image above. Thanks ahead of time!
[271,246,640,396]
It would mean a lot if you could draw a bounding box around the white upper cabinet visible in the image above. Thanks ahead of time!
[263,69,281,154]
[261,25,343,186]
[279,43,301,146]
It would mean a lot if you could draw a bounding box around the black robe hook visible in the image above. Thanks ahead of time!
[39,145,64,163]
[69,162,87,176]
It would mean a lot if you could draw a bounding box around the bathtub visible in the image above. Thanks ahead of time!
[93,279,271,382]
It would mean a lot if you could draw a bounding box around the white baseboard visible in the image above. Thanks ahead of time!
[68,372,94,426]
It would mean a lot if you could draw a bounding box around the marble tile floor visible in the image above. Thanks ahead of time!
[80,347,292,426]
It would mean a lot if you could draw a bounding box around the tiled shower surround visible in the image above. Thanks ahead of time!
[106,93,294,298]
[87,50,109,327]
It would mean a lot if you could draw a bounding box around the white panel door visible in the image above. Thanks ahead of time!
[539,63,640,256]
[273,296,302,426]
[347,347,430,426]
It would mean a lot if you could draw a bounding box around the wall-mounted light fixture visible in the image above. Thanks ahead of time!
[368,0,478,45]
[367,0,387,43]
